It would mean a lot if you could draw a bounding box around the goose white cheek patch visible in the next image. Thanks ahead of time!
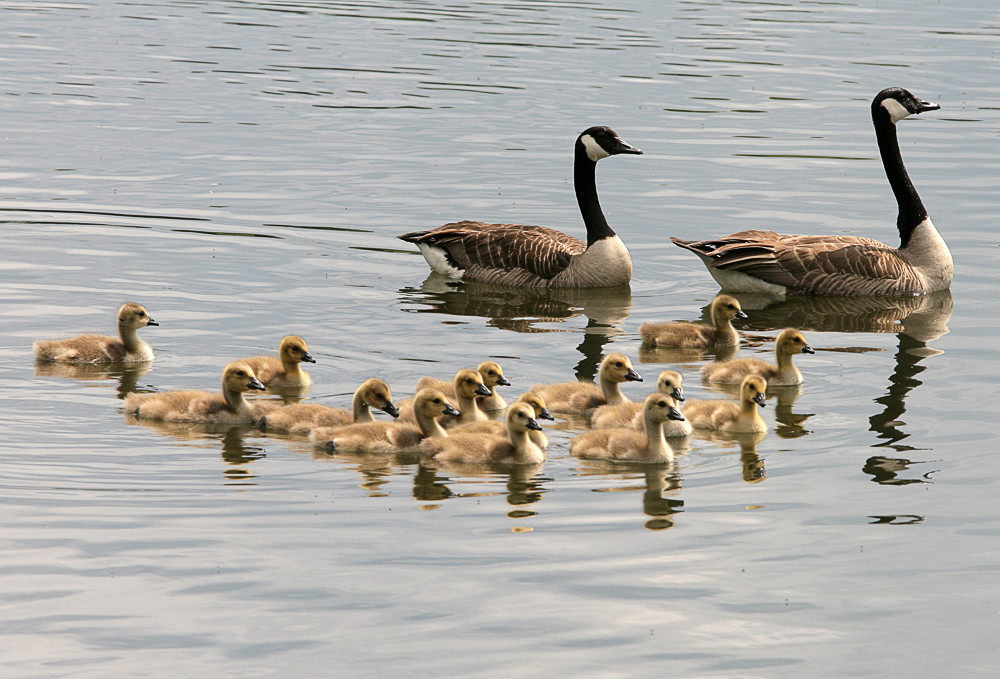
[881,98,911,123]
[580,134,610,161]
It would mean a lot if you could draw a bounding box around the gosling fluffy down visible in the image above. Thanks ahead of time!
[420,402,544,465]
[239,335,315,389]
[416,360,511,411]
[639,295,747,348]
[309,388,457,454]
[123,361,268,425]
[447,392,555,449]
[530,353,642,414]
[591,370,691,437]
[683,374,768,433]
[34,303,158,363]
[261,378,398,435]
[701,328,814,386]
[571,393,685,463]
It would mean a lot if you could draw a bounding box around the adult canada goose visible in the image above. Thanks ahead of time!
[398,126,642,288]
[260,378,398,435]
[570,393,685,463]
[310,388,458,454]
[639,295,747,347]
[530,352,642,414]
[239,335,315,389]
[416,360,511,411]
[420,402,545,465]
[448,392,556,449]
[671,87,951,296]
[34,303,158,363]
[701,328,813,386]
[591,370,692,437]
[683,375,768,433]
[122,361,268,425]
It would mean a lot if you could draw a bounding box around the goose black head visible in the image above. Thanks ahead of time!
[873,87,940,125]
[578,126,643,162]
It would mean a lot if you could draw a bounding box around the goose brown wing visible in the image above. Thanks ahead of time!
[399,220,585,280]
[672,231,904,290]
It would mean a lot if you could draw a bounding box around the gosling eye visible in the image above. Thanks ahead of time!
[614,361,623,368]
[433,398,441,404]
[138,311,146,317]
[236,370,246,377]
[658,401,667,408]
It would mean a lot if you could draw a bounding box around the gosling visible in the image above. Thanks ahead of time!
[420,402,544,465]
[122,361,268,425]
[591,370,691,437]
[683,374,768,433]
[639,295,746,347]
[701,328,814,386]
[310,388,458,454]
[448,392,556,449]
[260,378,398,435]
[570,393,685,463]
[416,360,511,411]
[530,353,642,414]
[34,302,158,363]
[399,368,491,426]
[239,335,315,389]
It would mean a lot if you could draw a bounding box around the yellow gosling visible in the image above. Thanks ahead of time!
[570,393,684,463]
[683,375,768,433]
[530,353,642,414]
[420,402,544,465]
[34,303,157,363]
[261,378,397,435]
[639,295,747,347]
[122,361,268,425]
[310,388,457,454]
[591,370,691,437]
[701,328,814,386]
[240,335,315,389]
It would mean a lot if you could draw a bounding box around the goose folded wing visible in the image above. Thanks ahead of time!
[400,221,585,280]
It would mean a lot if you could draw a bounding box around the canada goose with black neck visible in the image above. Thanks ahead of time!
[398,126,642,288]
[670,88,951,296]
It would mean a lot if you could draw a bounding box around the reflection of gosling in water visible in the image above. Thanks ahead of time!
[571,393,685,463]
[639,294,747,347]
[310,388,457,454]
[417,360,511,411]
[420,402,544,465]
[239,335,315,389]
[591,370,691,437]
[447,392,556,449]
[261,378,398,435]
[683,375,768,433]
[34,303,158,363]
[530,353,642,414]
[123,361,267,425]
[701,328,814,386]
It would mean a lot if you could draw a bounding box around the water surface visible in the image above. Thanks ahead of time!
[2,1,999,676]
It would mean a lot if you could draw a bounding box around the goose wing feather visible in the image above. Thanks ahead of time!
[400,221,585,280]
[672,232,911,292]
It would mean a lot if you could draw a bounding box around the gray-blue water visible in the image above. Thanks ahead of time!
[2,1,999,676]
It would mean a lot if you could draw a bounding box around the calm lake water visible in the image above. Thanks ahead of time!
[2,1,999,676]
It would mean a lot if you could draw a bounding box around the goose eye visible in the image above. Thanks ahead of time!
[614,361,623,368]
[236,371,246,377]
[433,398,441,404]
[138,311,146,317]
[658,401,667,408]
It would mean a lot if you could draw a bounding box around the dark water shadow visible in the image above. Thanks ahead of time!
[573,461,685,530]
[36,361,152,400]
[122,416,266,482]
[398,274,631,381]
[724,290,952,481]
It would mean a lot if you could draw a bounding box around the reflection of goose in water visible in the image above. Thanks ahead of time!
[399,275,631,381]
[572,463,684,530]
[35,361,152,401]
[417,461,549,517]
[121,419,266,470]
[727,289,952,341]
[690,429,768,484]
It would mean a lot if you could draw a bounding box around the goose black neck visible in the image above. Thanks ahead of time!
[874,112,927,249]
[575,148,616,247]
